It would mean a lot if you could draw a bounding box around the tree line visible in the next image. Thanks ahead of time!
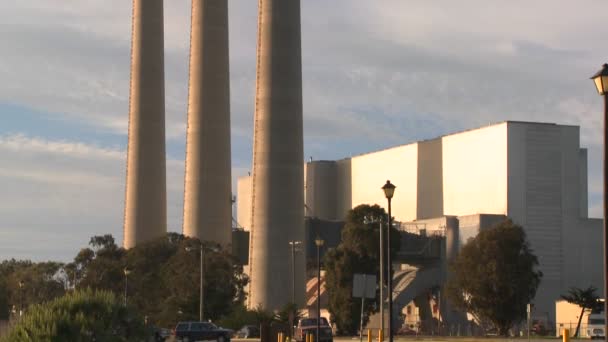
[0,233,248,328]
[322,205,545,336]
[3,204,597,337]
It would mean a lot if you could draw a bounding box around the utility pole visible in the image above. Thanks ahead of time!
[200,243,204,322]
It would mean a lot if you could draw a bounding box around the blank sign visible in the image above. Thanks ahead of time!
[352,273,376,299]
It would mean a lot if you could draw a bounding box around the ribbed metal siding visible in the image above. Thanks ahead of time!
[525,125,562,281]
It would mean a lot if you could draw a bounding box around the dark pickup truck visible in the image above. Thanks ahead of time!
[295,318,333,342]
[173,321,232,342]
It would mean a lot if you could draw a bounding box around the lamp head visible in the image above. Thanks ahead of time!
[123,267,131,276]
[591,63,608,95]
[382,180,396,199]
[315,236,325,247]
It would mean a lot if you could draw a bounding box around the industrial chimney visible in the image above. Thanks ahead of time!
[182,0,232,246]
[123,0,167,249]
[248,0,305,310]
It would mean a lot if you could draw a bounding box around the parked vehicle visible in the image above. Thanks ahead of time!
[235,325,260,338]
[295,318,332,342]
[173,321,232,342]
[396,326,417,336]
[587,310,605,339]
[152,327,171,341]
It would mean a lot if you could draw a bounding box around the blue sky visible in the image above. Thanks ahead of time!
[1,1,607,261]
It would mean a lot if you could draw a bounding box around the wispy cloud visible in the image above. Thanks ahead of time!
[0,134,249,260]
[0,134,123,160]
[1,1,607,259]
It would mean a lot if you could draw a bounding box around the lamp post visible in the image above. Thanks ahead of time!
[289,240,302,339]
[380,218,385,340]
[186,241,219,322]
[315,236,325,342]
[123,267,131,306]
[591,63,608,341]
[382,180,396,342]
[364,215,385,339]
[199,244,204,322]
[18,280,24,317]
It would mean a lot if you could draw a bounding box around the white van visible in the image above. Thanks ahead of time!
[586,310,605,339]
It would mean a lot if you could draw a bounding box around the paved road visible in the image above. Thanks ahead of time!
[233,338,583,342]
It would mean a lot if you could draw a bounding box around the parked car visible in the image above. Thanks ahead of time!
[396,326,417,335]
[173,321,232,342]
[152,327,171,341]
[295,318,333,342]
[235,325,260,338]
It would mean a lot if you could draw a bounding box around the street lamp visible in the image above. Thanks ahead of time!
[186,241,219,322]
[18,280,24,317]
[591,63,608,341]
[123,267,131,306]
[315,236,325,342]
[382,180,396,342]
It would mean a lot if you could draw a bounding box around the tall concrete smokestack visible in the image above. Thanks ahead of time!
[248,0,305,310]
[123,0,167,249]
[182,0,232,246]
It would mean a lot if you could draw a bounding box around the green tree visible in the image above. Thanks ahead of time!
[560,286,602,337]
[0,279,8,320]
[1,289,148,341]
[217,305,259,330]
[0,232,249,330]
[76,235,125,295]
[324,204,400,335]
[445,219,542,336]
[0,260,66,314]
[274,302,303,326]
[156,237,248,326]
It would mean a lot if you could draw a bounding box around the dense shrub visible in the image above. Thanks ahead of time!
[2,289,148,341]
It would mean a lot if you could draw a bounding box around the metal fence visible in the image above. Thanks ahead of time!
[556,322,602,338]
[0,320,13,338]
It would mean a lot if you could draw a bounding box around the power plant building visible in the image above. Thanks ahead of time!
[238,121,603,322]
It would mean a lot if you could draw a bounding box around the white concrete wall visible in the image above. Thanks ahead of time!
[305,161,338,220]
[237,176,252,231]
[235,121,601,320]
[417,139,443,219]
[509,123,564,322]
[505,123,583,323]
[335,159,352,219]
[507,123,527,225]
[442,123,508,216]
[457,214,506,248]
[350,144,418,221]
[562,217,604,297]
[556,300,594,337]
[579,149,588,218]
[560,126,583,219]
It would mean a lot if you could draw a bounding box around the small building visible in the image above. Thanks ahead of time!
[555,299,604,338]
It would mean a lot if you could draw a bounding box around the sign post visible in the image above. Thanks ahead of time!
[527,303,531,342]
[353,274,377,342]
